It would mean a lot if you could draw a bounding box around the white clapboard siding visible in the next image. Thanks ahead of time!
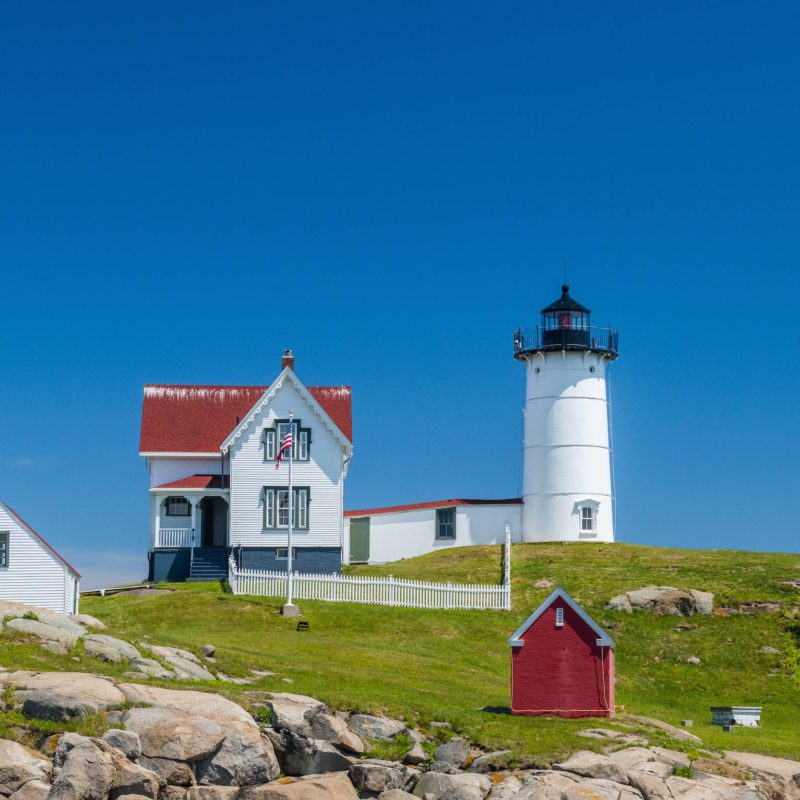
[149,457,225,487]
[228,557,511,611]
[0,504,80,615]
[229,380,345,549]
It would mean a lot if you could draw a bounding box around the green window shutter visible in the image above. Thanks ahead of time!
[0,532,8,568]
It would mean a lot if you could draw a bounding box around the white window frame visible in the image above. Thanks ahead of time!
[580,505,595,533]
[555,607,564,627]
[0,532,8,568]
[264,488,276,528]
[165,497,190,517]
[298,429,309,460]
[276,547,298,560]
[263,429,276,460]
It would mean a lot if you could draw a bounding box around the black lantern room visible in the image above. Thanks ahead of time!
[513,284,619,359]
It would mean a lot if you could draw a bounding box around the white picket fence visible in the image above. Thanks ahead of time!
[227,528,512,611]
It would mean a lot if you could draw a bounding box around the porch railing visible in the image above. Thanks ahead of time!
[155,528,194,548]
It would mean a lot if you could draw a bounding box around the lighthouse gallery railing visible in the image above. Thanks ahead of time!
[513,325,619,356]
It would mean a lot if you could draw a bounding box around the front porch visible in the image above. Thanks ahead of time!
[150,475,230,581]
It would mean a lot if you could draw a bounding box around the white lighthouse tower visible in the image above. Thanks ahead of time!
[514,285,619,542]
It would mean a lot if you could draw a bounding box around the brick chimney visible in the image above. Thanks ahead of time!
[281,349,295,371]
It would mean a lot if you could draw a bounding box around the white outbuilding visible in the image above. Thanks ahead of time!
[0,499,81,615]
[344,498,522,564]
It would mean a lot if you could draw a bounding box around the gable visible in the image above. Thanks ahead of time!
[0,500,80,577]
[508,588,613,648]
[140,381,352,454]
[220,369,352,454]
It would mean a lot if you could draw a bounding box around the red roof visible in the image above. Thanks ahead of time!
[155,474,230,490]
[0,500,81,577]
[344,498,522,518]
[139,383,352,454]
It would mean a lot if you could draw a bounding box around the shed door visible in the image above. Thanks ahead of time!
[350,517,370,563]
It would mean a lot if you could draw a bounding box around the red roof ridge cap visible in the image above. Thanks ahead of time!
[344,497,522,517]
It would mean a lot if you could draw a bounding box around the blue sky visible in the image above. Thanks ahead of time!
[1,2,798,588]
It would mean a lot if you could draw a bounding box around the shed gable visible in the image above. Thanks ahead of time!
[508,588,613,648]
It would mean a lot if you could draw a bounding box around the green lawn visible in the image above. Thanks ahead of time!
[3,542,799,764]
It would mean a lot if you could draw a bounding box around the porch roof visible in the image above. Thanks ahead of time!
[155,474,230,490]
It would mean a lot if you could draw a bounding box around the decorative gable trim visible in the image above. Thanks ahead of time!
[220,368,353,454]
[507,587,614,648]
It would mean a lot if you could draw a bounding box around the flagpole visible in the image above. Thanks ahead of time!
[280,411,299,617]
[286,410,294,607]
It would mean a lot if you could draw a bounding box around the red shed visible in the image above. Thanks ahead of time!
[508,588,615,718]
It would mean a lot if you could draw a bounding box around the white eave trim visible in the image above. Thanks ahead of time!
[507,587,614,649]
[220,367,353,454]
[140,452,222,458]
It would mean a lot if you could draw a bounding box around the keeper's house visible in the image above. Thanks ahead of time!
[508,588,615,718]
[139,351,353,582]
[0,499,81,615]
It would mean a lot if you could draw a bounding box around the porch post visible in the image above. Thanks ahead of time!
[154,497,161,549]
[189,496,197,574]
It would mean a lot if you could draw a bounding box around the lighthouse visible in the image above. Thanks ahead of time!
[513,285,619,542]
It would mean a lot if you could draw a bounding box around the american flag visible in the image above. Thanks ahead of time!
[275,425,293,469]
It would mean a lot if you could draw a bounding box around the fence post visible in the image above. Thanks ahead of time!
[446,581,452,610]
[503,523,512,610]
[389,575,395,606]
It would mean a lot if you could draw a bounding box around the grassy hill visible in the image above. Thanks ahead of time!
[3,542,799,764]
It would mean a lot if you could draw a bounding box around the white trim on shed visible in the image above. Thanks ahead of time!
[508,587,614,648]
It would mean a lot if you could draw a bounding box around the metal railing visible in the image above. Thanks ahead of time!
[513,325,619,357]
[155,528,194,548]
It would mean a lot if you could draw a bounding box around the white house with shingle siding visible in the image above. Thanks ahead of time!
[0,500,81,614]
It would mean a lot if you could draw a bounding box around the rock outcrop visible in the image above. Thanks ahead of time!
[0,669,795,800]
[607,587,714,617]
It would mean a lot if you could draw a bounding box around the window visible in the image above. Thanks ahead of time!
[165,497,190,516]
[276,547,298,559]
[263,487,310,529]
[555,607,564,627]
[0,532,8,568]
[580,505,595,533]
[263,429,276,460]
[298,429,309,460]
[436,508,456,540]
[263,421,311,462]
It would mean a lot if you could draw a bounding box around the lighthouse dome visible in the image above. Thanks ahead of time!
[540,284,591,315]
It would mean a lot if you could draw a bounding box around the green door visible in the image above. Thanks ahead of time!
[350,517,370,563]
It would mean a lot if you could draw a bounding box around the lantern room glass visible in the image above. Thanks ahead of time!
[543,310,589,331]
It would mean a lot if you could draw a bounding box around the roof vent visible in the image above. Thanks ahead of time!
[281,349,295,371]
